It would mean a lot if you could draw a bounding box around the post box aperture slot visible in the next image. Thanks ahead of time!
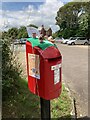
[38,46,61,59]
[45,56,62,60]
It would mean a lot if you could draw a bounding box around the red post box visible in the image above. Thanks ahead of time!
[26,39,62,100]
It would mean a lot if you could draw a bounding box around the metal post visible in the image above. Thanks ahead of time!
[40,97,51,120]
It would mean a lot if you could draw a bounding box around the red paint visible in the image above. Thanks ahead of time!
[26,41,62,100]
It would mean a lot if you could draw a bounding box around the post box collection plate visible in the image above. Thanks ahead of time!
[51,64,61,84]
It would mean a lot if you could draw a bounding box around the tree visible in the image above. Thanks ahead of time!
[17,26,28,39]
[84,1,90,39]
[55,2,90,38]
[77,12,88,37]
[0,31,2,39]
[56,2,82,29]
[2,31,8,39]
[7,27,18,40]
[27,24,38,29]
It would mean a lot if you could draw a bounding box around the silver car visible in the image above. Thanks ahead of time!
[67,37,89,45]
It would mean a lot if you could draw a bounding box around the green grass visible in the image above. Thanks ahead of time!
[51,85,72,118]
[2,79,72,119]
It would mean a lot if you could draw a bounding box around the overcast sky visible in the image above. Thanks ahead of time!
[0,0,73,32]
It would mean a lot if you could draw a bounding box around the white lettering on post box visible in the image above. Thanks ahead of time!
[51,64,61,84]
[28,53,40,79]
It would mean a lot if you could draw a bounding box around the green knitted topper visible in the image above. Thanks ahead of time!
[27,37,40,47]
[27,38,55,50]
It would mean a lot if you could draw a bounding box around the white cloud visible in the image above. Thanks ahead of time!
[0,0,64,32]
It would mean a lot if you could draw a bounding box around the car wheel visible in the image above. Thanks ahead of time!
[84,42,88,45]
[71,42,75,45]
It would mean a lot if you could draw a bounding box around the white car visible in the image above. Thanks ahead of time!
[67,37,89,45]
[14,39,20,45]
[88,39,90,45]
[20,38,27,44]
[62,37,74,44]
[54,37,64,43]
[62,39,69,44]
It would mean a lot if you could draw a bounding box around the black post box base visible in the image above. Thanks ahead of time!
[40,97,51,120]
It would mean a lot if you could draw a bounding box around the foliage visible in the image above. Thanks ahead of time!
[2,39,22,100]
[27,24,38,29]
[2,31,9,39]
[56,2,81,29]
[55,2,90,38]
[1,24,38,41]
[2,79,72,118]
[2,26,28,42]
[17,26,28,39]
[62,28,77,38]
[2,24,38,99]
[7,27,18,40]
[0,31,2,39]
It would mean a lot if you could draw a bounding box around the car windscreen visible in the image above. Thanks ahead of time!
[70,37,76,40]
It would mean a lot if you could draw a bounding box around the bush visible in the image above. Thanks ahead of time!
[2,39,22,100]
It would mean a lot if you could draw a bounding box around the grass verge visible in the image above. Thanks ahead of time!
[2,79,72,119]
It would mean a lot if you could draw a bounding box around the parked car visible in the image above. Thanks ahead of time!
[67,37,89,45]
[54,37,64,43]
[62,37,73,44]
[20,38,27,44]
[88,39,90,45]
[62,37,77,44]
[14,39,20,45]
[62,39,69,44]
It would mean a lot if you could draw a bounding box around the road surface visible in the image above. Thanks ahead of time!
[56,43,88,117]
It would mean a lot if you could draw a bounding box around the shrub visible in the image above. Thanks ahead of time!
[2,39,22,100]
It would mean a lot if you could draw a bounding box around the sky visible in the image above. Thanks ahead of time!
[0,0,73,32]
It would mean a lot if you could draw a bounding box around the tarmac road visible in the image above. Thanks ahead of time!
[56,43,88,117]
